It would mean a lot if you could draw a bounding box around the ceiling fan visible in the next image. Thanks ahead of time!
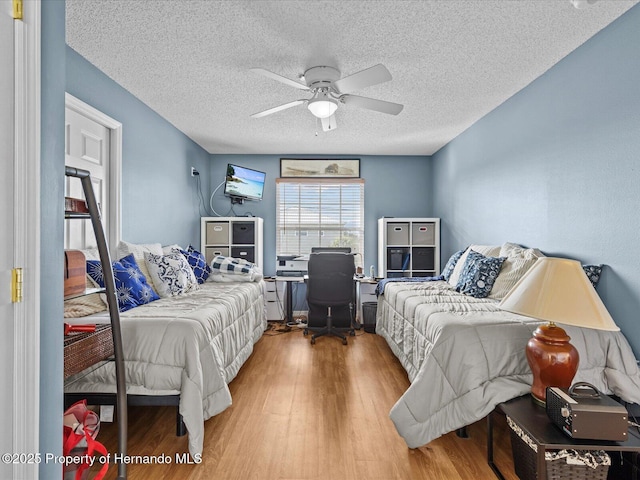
[250,64,404,132]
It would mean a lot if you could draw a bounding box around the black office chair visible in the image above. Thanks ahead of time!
[304,252,356,345]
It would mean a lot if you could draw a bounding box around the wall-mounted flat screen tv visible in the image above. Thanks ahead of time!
[224,164,266,202]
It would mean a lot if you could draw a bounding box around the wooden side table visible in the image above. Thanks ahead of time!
[487,395,640,480]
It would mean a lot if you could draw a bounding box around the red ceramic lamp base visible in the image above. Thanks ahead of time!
[526,322,579,406]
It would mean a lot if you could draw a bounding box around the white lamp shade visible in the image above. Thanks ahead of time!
[307,93,338,119]
[499,257,618,331]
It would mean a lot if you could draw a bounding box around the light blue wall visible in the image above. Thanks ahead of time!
[41,1,66,476]
[209,154,432,308]
[432,5,640,355]
[209,154,433,277]
[66,47,211,248]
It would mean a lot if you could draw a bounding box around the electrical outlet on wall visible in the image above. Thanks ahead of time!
[100,405,114,422]
[191,167,199,177]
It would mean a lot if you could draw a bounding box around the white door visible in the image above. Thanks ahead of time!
[0,1,16,473]
[65,107,110,249]
[3,2,40,478]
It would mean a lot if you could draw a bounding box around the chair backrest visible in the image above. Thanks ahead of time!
[306,252,355,307]
[310,247,352,254]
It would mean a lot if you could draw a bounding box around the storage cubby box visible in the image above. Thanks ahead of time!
[201,217,264,269]
[378,218,440,278]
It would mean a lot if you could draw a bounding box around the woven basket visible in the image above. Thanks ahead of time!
[64,325,114,379]
[507,416,610,480]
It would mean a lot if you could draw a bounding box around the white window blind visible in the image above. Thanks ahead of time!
[276,178,364,256]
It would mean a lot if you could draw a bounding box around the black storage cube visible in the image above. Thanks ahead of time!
[388,248,404,270]
[362,302,378,333]
[413,247,435,271]
[232,222,255,244]
[231,246,255,263]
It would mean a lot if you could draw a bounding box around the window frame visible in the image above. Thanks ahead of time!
[276,177,365,258]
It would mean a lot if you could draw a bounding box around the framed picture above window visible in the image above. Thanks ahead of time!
[280,158,360,178]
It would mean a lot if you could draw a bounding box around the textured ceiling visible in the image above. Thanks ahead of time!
[66,0,638,156]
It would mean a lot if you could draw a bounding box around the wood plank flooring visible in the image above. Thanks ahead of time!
[90,327,518,480]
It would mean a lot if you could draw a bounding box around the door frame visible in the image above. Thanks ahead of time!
[65,93,122,253]
[13,2,40,479]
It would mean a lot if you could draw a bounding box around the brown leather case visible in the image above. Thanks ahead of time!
[64,250,86,297]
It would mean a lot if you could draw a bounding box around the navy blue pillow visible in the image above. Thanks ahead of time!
[178,245,211,284]
[456,250,506,298]
[441,248,466,281]
[87,253,160,312]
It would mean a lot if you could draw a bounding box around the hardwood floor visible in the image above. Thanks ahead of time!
[91,327,518,480]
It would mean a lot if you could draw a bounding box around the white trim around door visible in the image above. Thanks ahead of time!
[13,2,40,479]
[65,93,122,254]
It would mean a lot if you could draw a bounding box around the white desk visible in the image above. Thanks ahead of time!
[355,277,378,323]
[274,276,306,324]
[273,275,366,327]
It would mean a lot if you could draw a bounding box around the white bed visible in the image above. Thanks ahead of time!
[66,280,267,457]
[376,256,640,449]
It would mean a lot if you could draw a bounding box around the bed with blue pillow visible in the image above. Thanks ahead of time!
[64,241,266,458]
[375,242,640,450]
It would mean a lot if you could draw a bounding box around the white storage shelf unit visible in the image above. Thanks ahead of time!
[378,217,440,278]
[200,217,264,271]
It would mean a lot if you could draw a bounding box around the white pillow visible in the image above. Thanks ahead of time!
[448,244,501,287]
[499,242,544,259]
[116,241,163,287]
[162,244,183,255]
[488,243,545,300]
[144,251,199,297]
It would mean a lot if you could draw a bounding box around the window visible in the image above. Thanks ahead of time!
[276,178,364,256]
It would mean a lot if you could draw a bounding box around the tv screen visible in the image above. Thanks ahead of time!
[224,164,266,201]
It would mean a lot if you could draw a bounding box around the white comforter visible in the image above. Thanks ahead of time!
[65,281,267,456]
[376,280,640,448]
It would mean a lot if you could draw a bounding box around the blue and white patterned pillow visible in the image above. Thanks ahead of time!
[583,264,603,289]
[210,255,256,275]
[144,251,199,297]
[86,253,160,312]
[441,248,466,281]
[456,250,506,298]
[176,245,211,284]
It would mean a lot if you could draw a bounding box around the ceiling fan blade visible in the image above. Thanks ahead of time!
[250,68,309,90]
[341,94,404,115]
[333,64,392,93]
[250,100,306,118]
[321,115,337,132]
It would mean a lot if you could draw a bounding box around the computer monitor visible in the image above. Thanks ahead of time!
[311,247,352,254]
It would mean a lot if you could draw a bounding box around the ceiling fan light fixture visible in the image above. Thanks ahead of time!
[570,0,599,9]
[307,92,338,119]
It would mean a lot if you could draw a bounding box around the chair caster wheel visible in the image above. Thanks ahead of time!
[303,329,308,336]
[311,338,316,345]
[349,330,355,336]
[342,338,347,345]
